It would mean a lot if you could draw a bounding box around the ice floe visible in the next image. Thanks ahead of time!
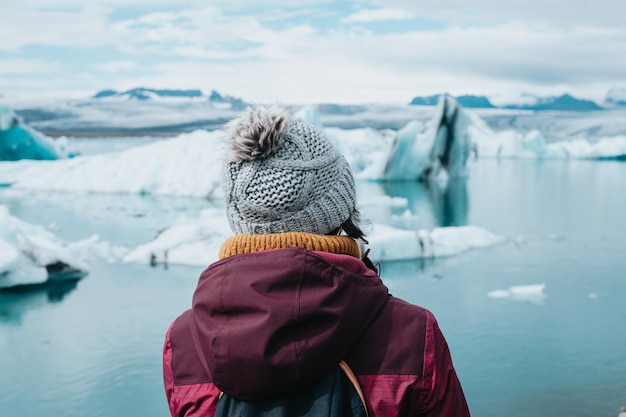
[123,209,231,267]
[367,224,504,261]
[487,284,546,303]
[0,104,67,161]
[0,130,225,197]
[123,214,504,267]
[0,205,88,288]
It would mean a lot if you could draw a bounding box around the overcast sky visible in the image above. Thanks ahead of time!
[1,0,624,104]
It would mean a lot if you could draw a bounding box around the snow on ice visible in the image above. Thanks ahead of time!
[0,205,88,288]
[367,224,504,261]
[0,130,225,197]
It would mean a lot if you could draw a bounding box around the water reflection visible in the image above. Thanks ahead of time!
[357,178,470,278]
[358,177,469,230]
[0,279,80,324]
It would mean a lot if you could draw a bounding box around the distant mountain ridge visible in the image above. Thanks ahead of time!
[606,88,626,107]
[410,93,606,111]
[505,94,603,111]
[410,94,495,108]
[93,87,247,109]
[94,88,203,99]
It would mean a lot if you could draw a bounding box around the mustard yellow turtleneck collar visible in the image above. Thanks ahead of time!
[219,232,361,260]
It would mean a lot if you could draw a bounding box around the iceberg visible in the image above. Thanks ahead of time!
[0,205,88,289]
[123,212,504,267]
[295,105,324,129]
[0,130,225,197]
[123,208,231,267]
[473,128,626,160]
[367,224,504,261]
[383,95,473,181]
[0,104,67,161]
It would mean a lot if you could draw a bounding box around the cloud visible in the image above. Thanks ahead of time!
[342,8,414,23]
[128,19,626,103]
[95,61,137,72]
[0,4,114,51]
[0,58,62,74]
[372,0,626,28]
[1,1,626,103]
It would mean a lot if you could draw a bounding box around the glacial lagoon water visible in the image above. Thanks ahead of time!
[1,158,626,417]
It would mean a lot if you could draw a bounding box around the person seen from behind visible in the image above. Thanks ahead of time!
[163,106,471,416]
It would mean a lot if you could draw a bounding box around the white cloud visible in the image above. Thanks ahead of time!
[0,5,114,50]
[116,20,626,103]
[95,61,137,72]
[1,2,625,103]
[0,58,62,75]
[372,0,626,28]
[342,8,413,23]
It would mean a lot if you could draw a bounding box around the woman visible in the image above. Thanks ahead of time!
[163,106,470,417]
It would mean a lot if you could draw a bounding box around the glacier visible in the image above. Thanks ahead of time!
[0,205,88,288]
[0,104,67,161]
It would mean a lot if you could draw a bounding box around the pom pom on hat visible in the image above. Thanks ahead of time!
[222,105,357,236]
[225,106,292,162]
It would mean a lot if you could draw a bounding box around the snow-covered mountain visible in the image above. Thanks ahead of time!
[11,89,246,136]
[410,93,602,111]
[503,94,603,111]
[92,87,246,110]
[6,87,626,139]
[605,88,626,107]
[410,94,496,108]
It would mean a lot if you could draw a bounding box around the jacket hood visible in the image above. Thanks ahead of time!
[189,247,389,400]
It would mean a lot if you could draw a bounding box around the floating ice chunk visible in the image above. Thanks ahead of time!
[384,95,472,181]
[66,235,129,264]
[0,237,21,273]
[0,129,225,198]
[474,127,626,160]
[486,289,510,298]
[367,223,504,261]
[295,105,323,129]
[359,195,408,209]
[488,284,546,303]
[325,126,395,179]
[510,284,546,295]
[124,209,232,266]
[0,104,67,161]
[0,205,88,288]
[390,209,420,229]
[125,212,503,267]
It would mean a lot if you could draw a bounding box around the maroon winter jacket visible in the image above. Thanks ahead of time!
[163,247,470,417]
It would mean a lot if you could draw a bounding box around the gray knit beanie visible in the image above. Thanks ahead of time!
[222,106,356,235]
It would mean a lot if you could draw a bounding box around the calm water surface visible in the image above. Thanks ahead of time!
[1,159,625,417]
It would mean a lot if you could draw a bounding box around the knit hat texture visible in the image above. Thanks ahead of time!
[222,106,356,235]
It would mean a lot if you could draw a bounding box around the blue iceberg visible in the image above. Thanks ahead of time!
[0,205,88,289]
[384,95,472,181]
[1,104,67,161]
